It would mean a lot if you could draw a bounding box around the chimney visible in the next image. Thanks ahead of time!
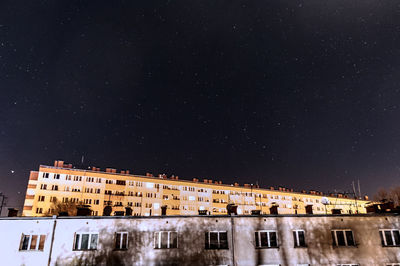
[234,182,239,187]
[193,178,199,182]
[219,181,222,184]
[121,170,126,174]
[146,173,153,177]
[204,179,208,183]
[111,169,116,173]
[54,160,58,167]
[126,170,130,175]
[278,187,283,191]
[270,186,274,190]
[175,176,179,180]
[244,184,250,188]
[106,168,111,173]
[364,195,369,200]
[208,180,213,184]
[8,208,18,217]
[301,190,306,194]
[215,181,219,184]
[58,161,64,167]
[66,164,72,168]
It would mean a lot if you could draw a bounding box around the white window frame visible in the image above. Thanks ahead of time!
[73,232,99,251]
[293,230,306,247]
[379,229,400,246]
[205,231,229,249]
[115,232,128,250]
[154,231,178,249]
[255,230,278,248]
[331,229,356,246]
[19,234,46,251]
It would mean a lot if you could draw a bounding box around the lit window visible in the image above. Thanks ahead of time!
[255,231,278,248]
[154,231,178,249]
[115,232,128,250]
[331,230,356,246]
[205,231,228,249]
[379,230,400,247]
[293,230,306,247]
[73,233,98,250]
[19,234,46,251]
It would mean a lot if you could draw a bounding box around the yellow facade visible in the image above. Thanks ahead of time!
[23,161,370,217]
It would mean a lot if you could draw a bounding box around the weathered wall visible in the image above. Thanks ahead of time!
[0,214,399,266]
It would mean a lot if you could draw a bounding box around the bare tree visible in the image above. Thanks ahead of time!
[374,186,400,207]
[44,199,82,216]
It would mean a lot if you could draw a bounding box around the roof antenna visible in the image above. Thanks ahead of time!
[81,155,84,165]
[357,179,361,198]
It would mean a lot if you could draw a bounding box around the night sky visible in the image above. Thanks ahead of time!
[1,1,400,213]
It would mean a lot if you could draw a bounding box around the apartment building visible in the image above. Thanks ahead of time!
[1,214,399,265]
[23,160,370,217]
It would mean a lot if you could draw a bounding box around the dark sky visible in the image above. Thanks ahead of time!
[1,1,400,212]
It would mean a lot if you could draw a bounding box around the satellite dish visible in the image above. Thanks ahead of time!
[321,197,330,205]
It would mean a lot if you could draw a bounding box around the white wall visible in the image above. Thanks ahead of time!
[0,215,399,266]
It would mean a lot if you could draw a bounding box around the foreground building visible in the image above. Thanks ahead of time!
[0,214,399,265]
[23,160,370,217]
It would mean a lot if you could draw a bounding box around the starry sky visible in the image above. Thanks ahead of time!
[1,1,400,213]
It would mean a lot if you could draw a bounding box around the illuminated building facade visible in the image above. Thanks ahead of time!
[23,160,370,217]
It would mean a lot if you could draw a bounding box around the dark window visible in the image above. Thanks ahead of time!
[19,234,45,251]
[205,231,228,249]
[293,230,306,247]
[380,230,400,246]
[73,233,98,250]
[255,231,278,248]
[115,232,128,250]
[154,231,178,249]
[332,230,356,246]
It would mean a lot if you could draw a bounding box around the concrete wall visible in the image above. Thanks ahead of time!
[0,214,399,266]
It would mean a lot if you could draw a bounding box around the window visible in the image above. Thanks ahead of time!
[54,174,60,179]
[115,232,128,250]
[38,195,45,202]
[73,233,98,250]
[116,180,126,186]
[51,185,58,191]
[42,173,49,178]
[380,230,400,246]
[205,231,228,249]
[331,230,355,246]
[35,208,43,214]
[154,231,178,249]
[293,230,306,247]
[94,199,100,205]
[337,264,358,266]
[20,234,46,251]
[255,231,278,248]
[40,184,47,190]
